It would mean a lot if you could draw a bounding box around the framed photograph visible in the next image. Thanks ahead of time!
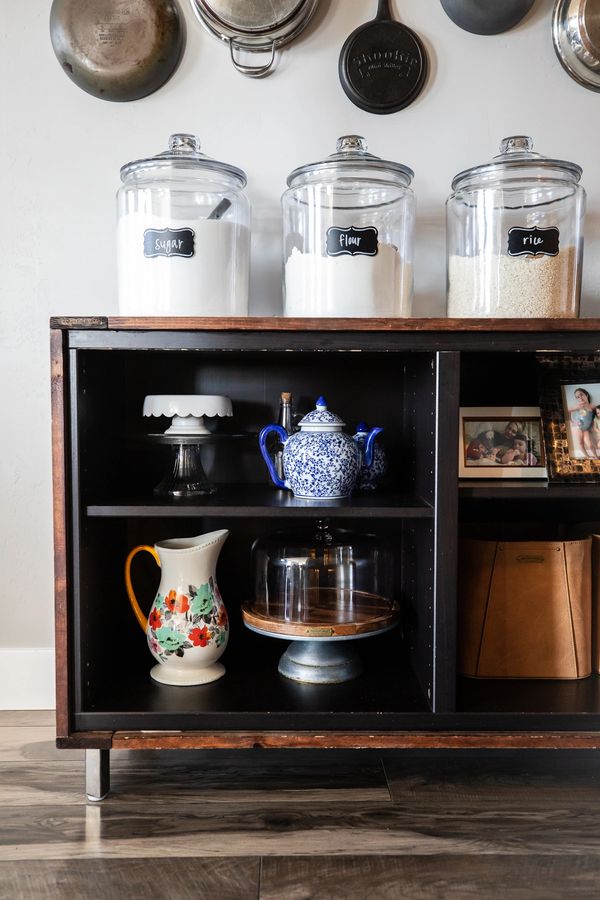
[538,354,600,481]
[459,407,547,479]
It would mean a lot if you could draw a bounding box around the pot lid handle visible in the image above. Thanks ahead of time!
[229,37,277,78]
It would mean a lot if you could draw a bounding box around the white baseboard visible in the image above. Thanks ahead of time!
[0,648,55,709]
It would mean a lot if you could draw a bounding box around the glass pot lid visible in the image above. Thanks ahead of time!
[286,135,414,188]
[120,133,247,185]
[451,135,582,191]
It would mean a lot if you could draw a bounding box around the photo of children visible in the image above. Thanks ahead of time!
[562,383,600,460]
[462,417,545,469]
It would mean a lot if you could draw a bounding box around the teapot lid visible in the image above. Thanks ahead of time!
[298,396,345,427]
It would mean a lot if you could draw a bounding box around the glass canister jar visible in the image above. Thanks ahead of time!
[446,136,585,318]
[117,133,250,316]
[282,135,415,318]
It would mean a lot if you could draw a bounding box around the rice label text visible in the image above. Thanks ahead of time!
[507,226,560,257]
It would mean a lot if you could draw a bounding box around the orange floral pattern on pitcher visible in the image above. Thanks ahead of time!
[147,577,228,663]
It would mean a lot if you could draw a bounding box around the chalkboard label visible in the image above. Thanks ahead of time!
[326,226,378,257]
[507,226,560,258]
[144,227,195,258]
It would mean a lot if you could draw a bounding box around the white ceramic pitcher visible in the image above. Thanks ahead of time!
[125,530,229,685]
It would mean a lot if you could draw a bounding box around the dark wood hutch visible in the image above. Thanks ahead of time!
[51,317,600,799]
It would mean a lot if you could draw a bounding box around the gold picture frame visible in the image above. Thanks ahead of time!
[538,354,600,481]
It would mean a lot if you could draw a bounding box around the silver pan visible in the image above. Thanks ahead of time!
[50,0,185,102]
[553,0,600,91]
[189,0,319,77]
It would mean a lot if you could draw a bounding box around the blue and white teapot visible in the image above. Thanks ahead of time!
[259,396,383,500]
[353,422,387,491]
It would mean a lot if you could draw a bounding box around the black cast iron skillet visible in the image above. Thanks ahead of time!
[50,0,185,102]
[339,0,428,114]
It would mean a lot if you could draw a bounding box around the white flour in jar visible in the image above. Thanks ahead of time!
[447,248,577,318]
[284,244,412,317]
[117,215,250,316]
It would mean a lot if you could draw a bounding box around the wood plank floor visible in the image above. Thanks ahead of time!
[1,713,599,898]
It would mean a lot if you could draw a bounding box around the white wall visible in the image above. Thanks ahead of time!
[1,0,599,707]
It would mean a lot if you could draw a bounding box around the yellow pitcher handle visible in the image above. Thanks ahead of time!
[125,545,161,633]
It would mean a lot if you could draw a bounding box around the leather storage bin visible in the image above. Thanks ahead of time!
[458,538,592,679]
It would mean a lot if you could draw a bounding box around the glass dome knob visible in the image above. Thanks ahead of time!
[169,134,201,153]
[500,135,533,155]
[336,135,367,154]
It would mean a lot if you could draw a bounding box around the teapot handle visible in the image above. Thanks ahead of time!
[259,424,288,489]
[364,427,384,467]
[125,545,161,633]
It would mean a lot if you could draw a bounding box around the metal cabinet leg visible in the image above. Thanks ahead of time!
[86,749,110,801]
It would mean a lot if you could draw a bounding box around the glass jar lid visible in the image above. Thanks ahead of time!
[120,133,247,186]
[286,135,414,188]
[451,135,582,191]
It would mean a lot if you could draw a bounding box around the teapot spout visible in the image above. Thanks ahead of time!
[363,427,384,468]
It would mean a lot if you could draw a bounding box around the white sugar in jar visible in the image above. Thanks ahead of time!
[117,134,250,317]
[117,215,250,317]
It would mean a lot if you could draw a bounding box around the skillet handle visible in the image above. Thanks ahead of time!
[229,38,277,78]
[376,0,392,20]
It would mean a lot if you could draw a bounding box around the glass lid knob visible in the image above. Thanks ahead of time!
[314,518,333,544]
[336,135,367,154]
[499,135,533,155]
[169,134,201,153]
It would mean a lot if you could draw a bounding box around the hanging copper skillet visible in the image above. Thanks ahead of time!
[338,0,428,114]
[49,0,185,102]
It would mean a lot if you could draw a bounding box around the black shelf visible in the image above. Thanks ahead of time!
[86,484,434,519]
[459,480,600,500]
[76,667,600,732]
[76,635,431,731]
[458,675,600,716]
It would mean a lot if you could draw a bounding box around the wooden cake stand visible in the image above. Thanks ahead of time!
[242,589,399,684]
